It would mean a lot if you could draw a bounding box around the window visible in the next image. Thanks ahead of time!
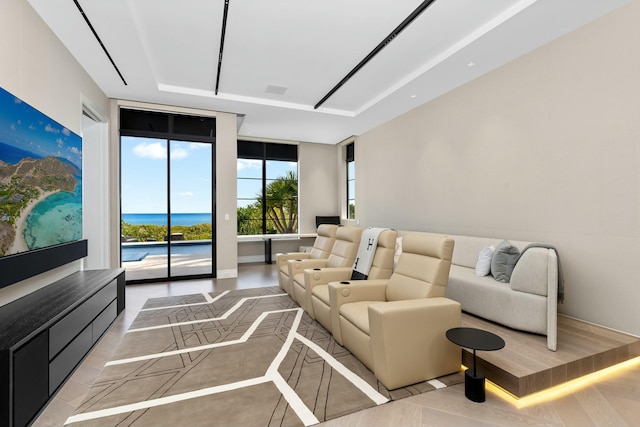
[237,141,298,235]
[346,142,355,219]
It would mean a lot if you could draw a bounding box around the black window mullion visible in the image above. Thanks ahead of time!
[346,142,354,162]
[346,142,355,219]
[166,139,171,277]
[262,144,267,235]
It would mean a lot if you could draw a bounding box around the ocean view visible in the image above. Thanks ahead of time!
[122,213,212,226]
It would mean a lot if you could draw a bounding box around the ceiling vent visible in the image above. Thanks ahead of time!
[265,85,288,95]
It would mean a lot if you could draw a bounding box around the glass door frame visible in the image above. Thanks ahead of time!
[119,113,216,284]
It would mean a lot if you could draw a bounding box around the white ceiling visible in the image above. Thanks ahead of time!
[28,0,631,144]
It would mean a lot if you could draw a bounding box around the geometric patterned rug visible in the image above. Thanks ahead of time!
[65,287,463,427]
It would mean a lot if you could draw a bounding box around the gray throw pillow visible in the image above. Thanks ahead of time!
[491,240,520,283]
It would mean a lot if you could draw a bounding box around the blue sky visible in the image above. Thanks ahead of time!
[0,87,82,168]
[237,159,297,207]
[121,136,212,213]
[122,135,297,213]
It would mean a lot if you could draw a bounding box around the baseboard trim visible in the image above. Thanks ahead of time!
[238,255,266,264]
[217,269,238,278]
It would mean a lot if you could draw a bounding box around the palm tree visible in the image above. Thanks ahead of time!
[263,170,298,234]
[237,204,262,235]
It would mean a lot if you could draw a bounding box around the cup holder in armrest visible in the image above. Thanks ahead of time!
[313,268,321,271]
[340,281,350,285]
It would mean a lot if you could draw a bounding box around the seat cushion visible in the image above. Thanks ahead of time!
[340,301,373,335]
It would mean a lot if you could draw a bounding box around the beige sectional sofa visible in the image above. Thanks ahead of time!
[444,234,559,351]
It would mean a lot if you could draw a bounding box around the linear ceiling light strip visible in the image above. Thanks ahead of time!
[313,0,438,110]
[215,0,231,95]
[73,0,127,85]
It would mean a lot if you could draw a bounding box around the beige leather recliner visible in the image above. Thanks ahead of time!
[328,232,461,390]
[276,224,338,295]
[288,226,362,312]
[308,229,397,328]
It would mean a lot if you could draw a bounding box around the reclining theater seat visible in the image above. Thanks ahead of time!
[276,224,338,296]
[308,229,397,329]
[328,232,461,390]
[288,226,363,312]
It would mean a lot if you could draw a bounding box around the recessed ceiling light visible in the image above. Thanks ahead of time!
[410,94,417,98]
[467,61,476,67]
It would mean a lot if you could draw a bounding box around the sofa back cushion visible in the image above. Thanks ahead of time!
[386,233,454,301]
[310,224,338,259]
[367,229,398,280]
[326,226,362,268]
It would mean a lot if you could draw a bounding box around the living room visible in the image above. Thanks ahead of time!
[1,0,640,426]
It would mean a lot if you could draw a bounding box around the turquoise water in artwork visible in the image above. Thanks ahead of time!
[23,181,82,250]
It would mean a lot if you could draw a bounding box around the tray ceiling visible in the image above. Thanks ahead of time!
[28,0,631,143]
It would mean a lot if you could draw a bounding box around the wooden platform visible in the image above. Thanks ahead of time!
[460,313,640,397]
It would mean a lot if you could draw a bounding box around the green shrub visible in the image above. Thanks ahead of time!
[121,221,212,242]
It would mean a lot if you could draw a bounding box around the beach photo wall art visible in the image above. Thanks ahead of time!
[0,86,82,257]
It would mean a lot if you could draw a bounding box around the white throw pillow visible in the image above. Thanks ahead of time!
[475,245,495,276]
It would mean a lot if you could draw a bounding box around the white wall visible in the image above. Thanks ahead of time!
[298,142,340,233]
[215,112,239,277]
[82,112,110,270]
[236,140,337,264]
[0,0,110,306]
[355,2,640,337]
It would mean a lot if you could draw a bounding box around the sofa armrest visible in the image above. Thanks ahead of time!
[304,267,353,289]
[510,248,553,296]
[368,298,462,389]
[287,259,329,286]
[302,267,352,318]
[276,252,311,269]
[328,280,388,344]
[277,252,312,293]
[510,247,559,351]
[546,249,558,351]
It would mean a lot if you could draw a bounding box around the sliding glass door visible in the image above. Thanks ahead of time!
[121,137,169,281]
[169,140,213,277]
[120,136,214,282]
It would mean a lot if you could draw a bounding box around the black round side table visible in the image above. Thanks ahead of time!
[446,327,505,402]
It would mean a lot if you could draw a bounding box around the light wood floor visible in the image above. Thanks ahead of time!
[33,264,640,427]
[459,312,640,397]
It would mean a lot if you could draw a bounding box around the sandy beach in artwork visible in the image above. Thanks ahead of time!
[9,189,58,254]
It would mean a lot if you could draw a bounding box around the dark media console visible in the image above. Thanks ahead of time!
[0,268,125,427]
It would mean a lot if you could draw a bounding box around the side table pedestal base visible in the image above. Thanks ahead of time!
[465,370,485,402]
